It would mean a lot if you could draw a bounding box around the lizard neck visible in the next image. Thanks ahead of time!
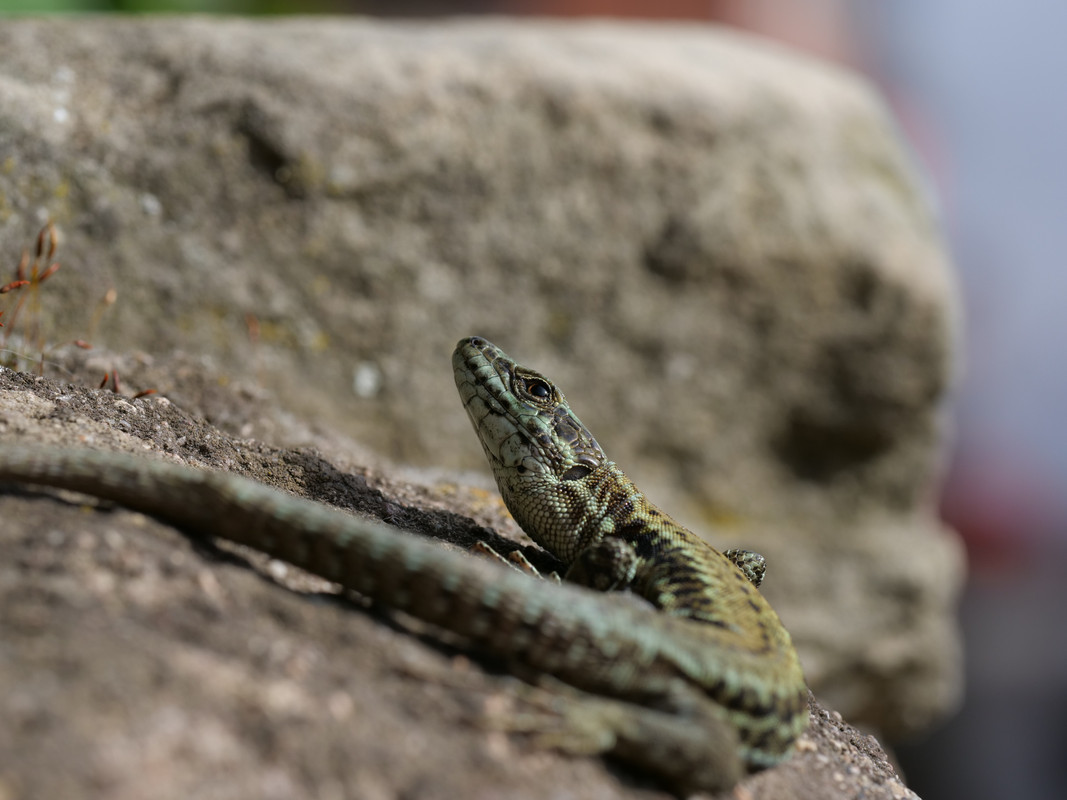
[496,461,653,565]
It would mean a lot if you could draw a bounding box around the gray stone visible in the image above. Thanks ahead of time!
[0,366,919,800]
[0,17,962,742]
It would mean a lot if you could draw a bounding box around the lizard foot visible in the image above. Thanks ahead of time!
[721,548,766,587]
[469,541,561,582]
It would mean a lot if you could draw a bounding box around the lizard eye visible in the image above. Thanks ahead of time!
[525,379,551,399]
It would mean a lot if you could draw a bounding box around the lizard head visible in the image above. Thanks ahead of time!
[452,336,608,488]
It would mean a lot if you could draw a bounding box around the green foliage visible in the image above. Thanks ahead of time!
[0,0,343,13]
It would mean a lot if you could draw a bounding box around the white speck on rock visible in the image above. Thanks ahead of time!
[353,361,382,398]
[141,193,163,217]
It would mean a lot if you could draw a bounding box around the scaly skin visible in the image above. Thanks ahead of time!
[453,336,808,769]
[0,336,808,794]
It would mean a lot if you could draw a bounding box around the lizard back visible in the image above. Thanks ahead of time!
[453,336,808,767]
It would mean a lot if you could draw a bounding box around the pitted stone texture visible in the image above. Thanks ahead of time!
[0,18,961,740]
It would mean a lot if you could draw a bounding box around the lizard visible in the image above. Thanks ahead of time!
[0,336,808,794]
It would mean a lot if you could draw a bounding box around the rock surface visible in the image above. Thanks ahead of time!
[0,366,918,800]
[0,13,960,769]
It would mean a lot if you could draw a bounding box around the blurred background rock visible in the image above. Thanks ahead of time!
[3,2,1064,799]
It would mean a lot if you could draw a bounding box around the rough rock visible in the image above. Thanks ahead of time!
[0,17,961,742]
[0,366,919,800]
